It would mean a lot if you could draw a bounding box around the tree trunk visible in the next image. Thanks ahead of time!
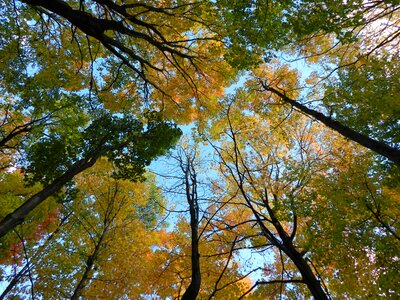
[181,154,201,300]
[282,244,328,299]
[265,86,400,167]
[0,154,100,239]
[181,234,201,300]
[264,197,329,300]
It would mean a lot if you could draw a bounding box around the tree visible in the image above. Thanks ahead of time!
[0,113,181,239]
[219,0,400,59]
[152,142,252,299]
[14,0,234,124]
[1,1,399,299]
[1,159,171,299]
[220,0,400,167]
[175,146,202,300]
[261,83,400,167]
[204,84,400,298]
[207,100,329,299]
[0,1,184,241]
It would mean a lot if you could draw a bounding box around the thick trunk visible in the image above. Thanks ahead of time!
[21,0,107,39]
[0,154,100,239]
[266,86,400,167]
[264,196,329,300]
[283,246,328,300]
[181,233,201,300]
[255,211,328,299]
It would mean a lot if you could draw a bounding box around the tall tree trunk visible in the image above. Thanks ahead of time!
[269,215,328,299]
[181,153,201,300]
[264,86,400,167]
[0,153,101,239]
[256,197,329,300]
[182,228,201,300]
[284,247,328,300]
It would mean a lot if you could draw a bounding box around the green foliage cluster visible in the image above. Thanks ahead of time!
[25,113,181,185]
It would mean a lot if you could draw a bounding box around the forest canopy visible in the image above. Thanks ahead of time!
[0,0,399,299]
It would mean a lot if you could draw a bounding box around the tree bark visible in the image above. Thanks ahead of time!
[262,197,329,300]
[0,152,101,239]
[277,248,328,299]
[182,234,201,300]
[278,235,328,299]
[21,0,112,40]
[181,153,201,300]
[264,86,400,167]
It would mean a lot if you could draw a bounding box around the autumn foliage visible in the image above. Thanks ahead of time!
[0,1,399,299]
